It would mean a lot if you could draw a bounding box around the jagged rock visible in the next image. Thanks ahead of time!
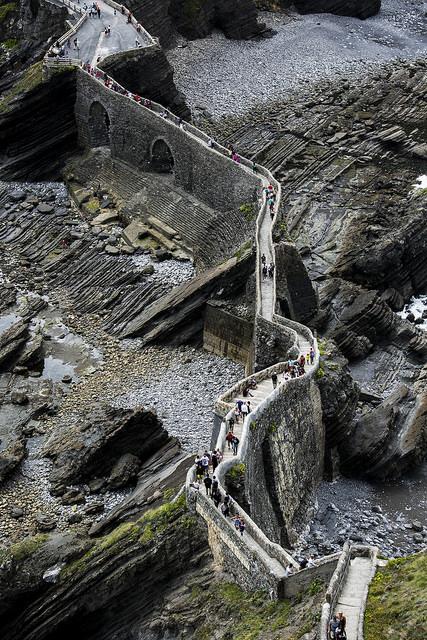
[411,520,423,532]
[316,341,359,447]
[9,507,24,519]
[340,381,427,479]
[0,70,78,181]
[10,391,29,405]
[44,404,171,489]
[37,203,54,214]
[108,453,141,488]
[61,489,86,506]
[294,0,380,19]
[0,320,29,368]
[141,264,155,275]
[16,334,43,367]
[36,513,57,532]
[99,46,190,118]
[84,501,105,516]
[105,244,120,255]
[67,512,83,524]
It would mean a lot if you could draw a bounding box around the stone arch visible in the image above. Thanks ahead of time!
[150,138,174,174]
[88,101,110,147]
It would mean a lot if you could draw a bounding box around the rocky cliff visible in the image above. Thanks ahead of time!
[0,0,67,83]
[0,65,78,180]
[99,46,190,118]
[294,0,381,19]
[0,496,211,640]
[126,0,263,47]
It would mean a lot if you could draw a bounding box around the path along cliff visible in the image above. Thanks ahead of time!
[41,0,380,615]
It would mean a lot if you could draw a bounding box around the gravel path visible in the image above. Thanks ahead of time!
[167,1,427,118]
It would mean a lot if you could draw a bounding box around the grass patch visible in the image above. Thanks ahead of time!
[203,582,292,640]
[227,463,246,480]
[1,37,18,48]
[0,2,16,22]
[239,202,255,221]
[234,239,253,260]
[365,553,427,640]
[9,534,48,562]
[0,61,43,113]
[62,494,187,578]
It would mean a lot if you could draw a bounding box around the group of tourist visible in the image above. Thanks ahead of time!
[81,2,101,18]
[261,253,275,279]
[329,612,347,639]
[263,183,277,219]
[190,454,247,534]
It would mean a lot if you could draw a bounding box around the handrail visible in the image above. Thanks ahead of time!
[43,0,325,596]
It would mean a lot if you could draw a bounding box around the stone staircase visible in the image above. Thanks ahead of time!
[76,152,253,270]
[336,556,374,640]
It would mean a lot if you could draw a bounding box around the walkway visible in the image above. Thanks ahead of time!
[336,557,373,640]
[258,203,275,320]
[57,0,151,65]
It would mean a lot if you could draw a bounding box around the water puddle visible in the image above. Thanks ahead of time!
[42,356,77,383]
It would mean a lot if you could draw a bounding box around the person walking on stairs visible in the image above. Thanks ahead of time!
[231,435,239,455]
[226,430,234,450]
[271,372,278,389]
[203,475,212,496]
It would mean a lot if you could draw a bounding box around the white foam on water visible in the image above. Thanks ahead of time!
[413,174,427,191]
[397,294,427,330]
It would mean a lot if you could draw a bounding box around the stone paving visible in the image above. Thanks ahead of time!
[336,556,374,640]
[59,0,150,65]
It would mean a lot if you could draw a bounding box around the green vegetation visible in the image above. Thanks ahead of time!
[365,553,427,640]
[0,534,49,564]
[234,239,253,260]
[306,578,324,596]
[0,61,43,113]
[227,463,246,480]
[62,494,187,579]
[1,37,18,48]
[0,2,16,23]
[239,202,255,221]
[191,580,323,640]
[195,582,292,640]
[414,187,427,198]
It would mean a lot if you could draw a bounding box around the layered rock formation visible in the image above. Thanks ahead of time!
[43,404,172,491]
[127,0,263,47]
[0,66,78,180]
[0,0,67,82]
[293,0,381,19]
[209,58,427,479]
[0,497,211,640]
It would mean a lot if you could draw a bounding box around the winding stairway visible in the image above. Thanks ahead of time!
[43,0,378,619]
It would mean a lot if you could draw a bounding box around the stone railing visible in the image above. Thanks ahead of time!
[319,544,378,640]
[43,0,325,599]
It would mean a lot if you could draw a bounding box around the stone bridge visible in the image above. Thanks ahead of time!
[43,0,378,616]
[74,71,260,214]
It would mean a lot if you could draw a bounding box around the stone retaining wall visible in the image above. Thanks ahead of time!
[243,363,323,545]
[203,303,254,369]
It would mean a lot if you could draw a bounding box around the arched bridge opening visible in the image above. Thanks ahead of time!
[150,139,174,174]
[89,101,111,148]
